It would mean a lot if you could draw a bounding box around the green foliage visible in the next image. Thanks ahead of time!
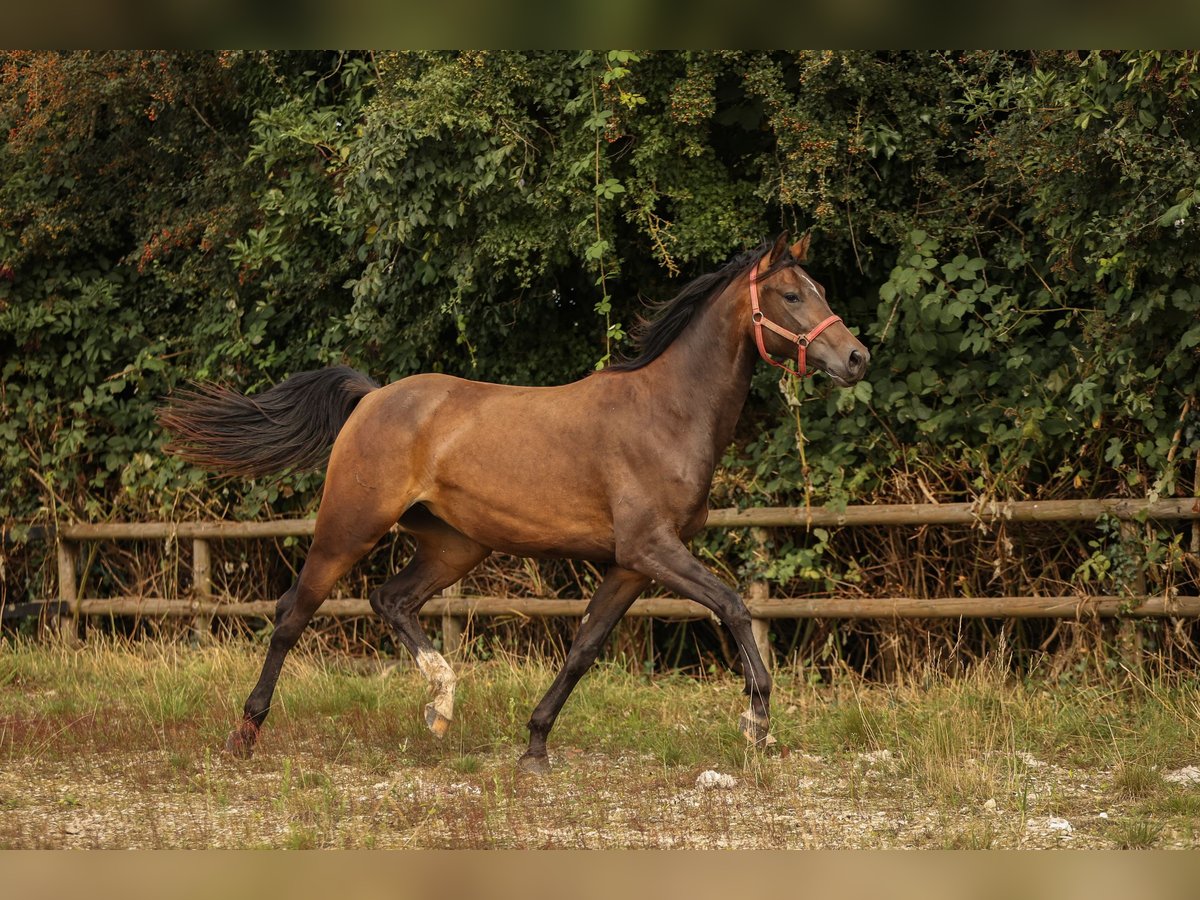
[0,52,370,525]
[2,51,1197,567]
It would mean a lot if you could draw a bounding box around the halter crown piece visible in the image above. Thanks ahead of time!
[748,255,842,378]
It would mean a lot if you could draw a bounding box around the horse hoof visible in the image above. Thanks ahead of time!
[738,711,771,746]
[223,722,258,759]
[424,703,452,739]
[517,752,551,775]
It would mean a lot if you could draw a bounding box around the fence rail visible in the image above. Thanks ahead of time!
[29,496,1200,540]
[30,594,1200,620]
[11,497,1200,661]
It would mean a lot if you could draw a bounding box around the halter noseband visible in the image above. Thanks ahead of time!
[748,255,842,378]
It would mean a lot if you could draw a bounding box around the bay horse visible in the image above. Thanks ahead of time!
[159,232,869,773]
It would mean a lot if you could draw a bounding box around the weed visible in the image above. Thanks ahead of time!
[944,822,996,849]
[297,771,331,790]
[1107,818,1163,849]
[823,701,886,752]
[167,751,192,772]
[1111,762,1165,800]
[450,755,482,775]
[1157,791,1200,818]
[283,825,318,849]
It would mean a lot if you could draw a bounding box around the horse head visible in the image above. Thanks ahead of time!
[748,232,870,386]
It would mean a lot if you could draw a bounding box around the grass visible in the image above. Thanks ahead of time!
[2,635,1200,848]
[1106,817,1165,849]
[1110,761,1166,799]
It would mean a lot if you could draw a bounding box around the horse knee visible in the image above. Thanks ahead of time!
[527,711,551,738]
[560,654,591,683]
[271,594,319,647]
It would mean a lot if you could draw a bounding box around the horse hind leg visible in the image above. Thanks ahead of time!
[370,512,490,739]
[225,496,408,759]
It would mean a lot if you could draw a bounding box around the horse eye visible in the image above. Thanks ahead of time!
[783,291,801,304]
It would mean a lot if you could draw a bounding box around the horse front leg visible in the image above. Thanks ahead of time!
[518,567,649,774]
[619,530,773,746]
[221,425,432,758]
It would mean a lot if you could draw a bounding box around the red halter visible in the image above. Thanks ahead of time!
[748,256,842,378]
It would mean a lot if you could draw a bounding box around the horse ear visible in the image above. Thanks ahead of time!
[767,232,790,264]
[790,233,811,262]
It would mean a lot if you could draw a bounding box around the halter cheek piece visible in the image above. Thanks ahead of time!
[749,255,842,378]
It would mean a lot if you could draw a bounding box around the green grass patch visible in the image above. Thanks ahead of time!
[1105,817,1164,849]
[1157,790,1200,817]
[3,636,1200,848]
[1111,761,1166,799]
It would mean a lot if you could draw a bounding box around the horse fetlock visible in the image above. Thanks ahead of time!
[738,709,772,746]
[415,648,455,687]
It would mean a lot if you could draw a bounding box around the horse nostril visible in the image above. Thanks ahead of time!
[849,349,865,372]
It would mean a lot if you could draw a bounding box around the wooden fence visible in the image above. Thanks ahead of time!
[12,496,1200,662]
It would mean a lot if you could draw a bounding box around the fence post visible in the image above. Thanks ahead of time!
[749,527,773,671]
[441,580,465,658]
[192,537,212,644]
[54,537,79,644]
[1193,452,1199,555]
[1117,520,1147,671]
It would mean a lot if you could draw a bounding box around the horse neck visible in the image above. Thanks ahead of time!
[644,276,757,453]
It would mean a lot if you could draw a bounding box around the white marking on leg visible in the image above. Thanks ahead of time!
[416,648,456,724]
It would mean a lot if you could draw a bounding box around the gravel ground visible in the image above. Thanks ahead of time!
[3,743,1194,848]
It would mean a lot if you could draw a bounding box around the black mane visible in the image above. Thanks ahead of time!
[605,240,791,372]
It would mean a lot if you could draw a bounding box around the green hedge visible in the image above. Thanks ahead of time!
[2,50,1197,536]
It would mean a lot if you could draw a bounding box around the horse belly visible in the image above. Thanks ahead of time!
[422,450,617,561]
[425,487,617,561]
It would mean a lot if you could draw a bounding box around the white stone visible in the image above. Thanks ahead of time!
[858,749,894,765]
[983,798,997,811]
[1164,766,1200,785]
[696,770,738,790]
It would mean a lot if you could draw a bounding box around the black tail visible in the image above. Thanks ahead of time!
[158,366,380,478]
